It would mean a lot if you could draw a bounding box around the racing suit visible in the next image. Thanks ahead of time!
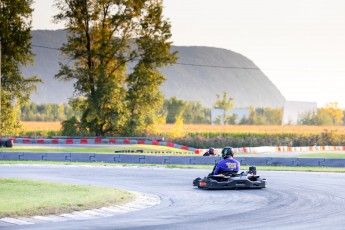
[214,158,240,175]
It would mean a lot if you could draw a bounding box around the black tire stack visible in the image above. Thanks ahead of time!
[0,140,13,148]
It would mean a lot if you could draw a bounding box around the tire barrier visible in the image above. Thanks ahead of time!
[1,152,345,167]
[0,140,13,148]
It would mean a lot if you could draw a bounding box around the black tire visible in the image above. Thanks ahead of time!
[5,140,13,148]
[248,166,257,175]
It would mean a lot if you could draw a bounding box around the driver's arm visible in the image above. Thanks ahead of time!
[214,165,220,175]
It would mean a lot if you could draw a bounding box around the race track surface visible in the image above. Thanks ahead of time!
[1,164,345,230]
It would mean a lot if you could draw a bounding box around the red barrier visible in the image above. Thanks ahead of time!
[37,139,44,144]
[95,138,102,144]
[137,140,145,144]
[194,149,200,154]
[152,140,159,145]
[166,142,174,147]
[181,146,188,150]
[23,138,31,144]
[109,138,116,144]
[80,139,88,144]
[66,139,74,144]
[123,139,130,144]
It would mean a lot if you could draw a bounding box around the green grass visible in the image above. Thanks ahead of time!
[0,178,134,218]
[295,153,345,158]
[255,165,345,172]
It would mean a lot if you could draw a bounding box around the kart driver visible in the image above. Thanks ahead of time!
[214,146,240,175]
[203,147,215,156]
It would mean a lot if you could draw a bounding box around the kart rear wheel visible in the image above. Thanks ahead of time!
[248,166,257,175]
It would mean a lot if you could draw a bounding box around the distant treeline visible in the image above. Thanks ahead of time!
[20,103,79,122]
[20,100,345,126]
[19,99,282,125]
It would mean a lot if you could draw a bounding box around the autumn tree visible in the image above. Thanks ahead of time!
[125,1,176,135]
[54,0,176,136]
[298,102,344,126]
[0,0,41,135]
[163,97,187,123]
[250,107,282,125]
[297,111,320,125]
[213,91,233,124]
[183,101,210,124]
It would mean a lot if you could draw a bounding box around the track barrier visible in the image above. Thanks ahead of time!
[1,137,345,155]
[1,152,345,167]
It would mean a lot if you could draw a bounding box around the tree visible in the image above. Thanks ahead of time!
[298,103,343,126]
[0,0,41,135]
[298,111,320,125]
[237,107,282,125]
[58,103,66,121]
[183,101,210,124]
[54,0,176,136]
[125,1,176,135]
[224,114,237,124]
[251,107,282,125]
[161,98,211,124]
[318,102,343,126]
[213,92,233,124]
[164,97,187,123]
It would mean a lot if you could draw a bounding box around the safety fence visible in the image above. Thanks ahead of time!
[1,137,345,155]
[1,152,345,167]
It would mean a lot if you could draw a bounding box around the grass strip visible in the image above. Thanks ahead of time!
[0,178,134,218]
[294,153,345,158]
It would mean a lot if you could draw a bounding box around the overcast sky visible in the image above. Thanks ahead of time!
[32,0,345,108]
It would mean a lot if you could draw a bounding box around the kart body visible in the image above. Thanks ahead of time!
[193,166,267,190]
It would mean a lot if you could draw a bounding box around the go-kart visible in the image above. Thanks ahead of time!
[193,166,267,189]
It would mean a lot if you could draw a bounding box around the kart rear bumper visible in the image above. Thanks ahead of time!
[193,176,267,189]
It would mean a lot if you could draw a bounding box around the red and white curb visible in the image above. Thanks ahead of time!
[0,137,196,152]
[0,191,160,227]
[195,145,345,155]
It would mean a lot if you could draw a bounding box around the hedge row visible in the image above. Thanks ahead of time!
[170,132,345,149]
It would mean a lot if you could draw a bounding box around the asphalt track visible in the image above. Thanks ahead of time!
[1,164,345,230]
